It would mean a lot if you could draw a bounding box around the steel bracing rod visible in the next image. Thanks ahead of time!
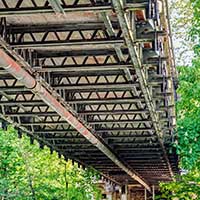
[0,97,167,105]
[85,160,165,165]
[10,38,124,49]
[0,2,148,16]
[37,48,128,57]
[33,64,132,72]
[0,83,140,92]
[112,0,175,179]
[45,150,164,157]
[48,0,65,14]
[19,119,152,125]
[62,155,162,160]
[30,128,155,133]
[0,84,170,94]
[0,98,146,105]
[61,147,161,152]
[100,12,125,62]
[7,22,120,33]
[3,111,148,116]
[41,135,157,140]
[100,12,140,87]
[0,49,151,192]
[71,155,163,160]
[42,141,159,146]
[3,109,167,116]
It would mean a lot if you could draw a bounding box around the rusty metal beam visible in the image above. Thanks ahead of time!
[10,38,124,49]
[19,119,152,126]
[0,83,140,92]
[32,127,155,134]
[0,98,147,105]
[32,64,132,72]
[42,135,157,140]
[0,49,151,192]
[3,109,167,117]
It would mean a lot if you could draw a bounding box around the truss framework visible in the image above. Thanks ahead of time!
[0,0,178,190]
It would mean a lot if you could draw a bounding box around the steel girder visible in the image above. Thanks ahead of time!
[0,0,148,16]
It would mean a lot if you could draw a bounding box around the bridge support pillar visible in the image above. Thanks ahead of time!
[152,185,155,200]
[107,193,113,200]
[121,185,128,200]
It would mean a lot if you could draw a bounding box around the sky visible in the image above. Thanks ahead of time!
[169,0,194,66]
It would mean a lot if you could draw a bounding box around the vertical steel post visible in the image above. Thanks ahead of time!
[107,193,113,200]
[152,185,155,200]
[121,185,128,200]
[144,188,147,200]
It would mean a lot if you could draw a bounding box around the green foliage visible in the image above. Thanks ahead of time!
[190,0,200,56]
[174,0,200,170]
[0,126,101,200]
[190,0,200,37]
[158,169,200,200]
[176,65,200,169]
[157,0,200,198]
[157,64,200,200]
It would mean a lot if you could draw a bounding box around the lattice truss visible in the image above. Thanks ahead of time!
[0,0,178,188]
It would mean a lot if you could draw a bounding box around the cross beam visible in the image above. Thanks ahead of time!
[0,1,148,16]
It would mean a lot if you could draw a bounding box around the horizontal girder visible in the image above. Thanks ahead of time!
[0,1,148,16]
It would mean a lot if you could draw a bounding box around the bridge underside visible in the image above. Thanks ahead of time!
[0,0,178,191]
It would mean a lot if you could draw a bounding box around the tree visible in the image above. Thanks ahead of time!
[157,65,200,199]
[0,126,101,200]
[159,169,200,199]
[157,0,200,198]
